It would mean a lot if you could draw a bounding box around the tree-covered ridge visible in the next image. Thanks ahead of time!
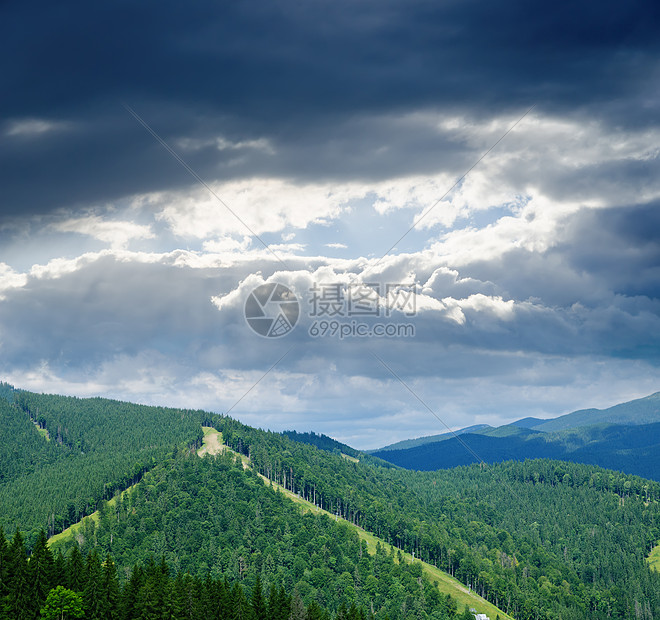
[0,382,16,404]
[51,449,464,619]
[0,391,205,541]
[282,431,363,460]
[219,417,660,619]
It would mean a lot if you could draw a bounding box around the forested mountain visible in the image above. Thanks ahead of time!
[530,392,660,432]
[2,526,365,620]
[0,390,204,541]
[218,417,660,619]
[47,450,463,619]
[1,387,660,619]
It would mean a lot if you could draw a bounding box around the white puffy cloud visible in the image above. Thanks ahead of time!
[0,263,28,299]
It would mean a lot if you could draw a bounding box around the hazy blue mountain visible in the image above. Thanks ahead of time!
[532,391,660,432]
[371,391,660,461]
[510,416,546,429]
[371,424,491,452]
[372,420,660,480]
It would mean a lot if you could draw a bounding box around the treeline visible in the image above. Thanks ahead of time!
[282,431,363,461]
[52,449,464,619]
[0,527,376,620]
[0,391,205,541]
[218,416,660,619]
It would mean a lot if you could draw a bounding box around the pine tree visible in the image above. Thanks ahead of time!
[0,528,9,601]
[6,529,31,620]
[66,546,85,593]
[53,551,67,588]
[307,600,325,620]
[214,577,232,619]
[120,565,144,620]
[100,555,120,619]
[289,592,306,620]
[267,583,290,620]
[28,530,56,610]
[229,582,250,620]
[250,574,267,620]
[83,551,104,619]
[136,557,170,619]
[170,571,194,620]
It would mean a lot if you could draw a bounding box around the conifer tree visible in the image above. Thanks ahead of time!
[53,551,67,588]
[100,555,120,619]
[0,528,9,601]
[169,571,189,620]
[120,565,144,620]
[250,574,267,620]
[83,551,104,619]
[29,530,56,609]
[267,583,290,620]
[214,577,232,619]
[6,529,31,620]
[66,546,85,593]
[289,592,306,620]
[229,582,250,620]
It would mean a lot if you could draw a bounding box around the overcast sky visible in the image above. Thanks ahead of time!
[1,0,659,449]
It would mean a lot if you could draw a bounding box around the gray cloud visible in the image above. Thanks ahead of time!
[1,0,659,218]
[1,0,659,447]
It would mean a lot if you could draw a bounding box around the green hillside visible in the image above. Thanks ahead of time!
[208,428,515,620]
[2,388,660,619]
[0,389,205,541]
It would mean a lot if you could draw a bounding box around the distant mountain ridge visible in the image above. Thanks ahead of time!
[530,391,660,432]
[371,424,491,453]
[371,391,660,479]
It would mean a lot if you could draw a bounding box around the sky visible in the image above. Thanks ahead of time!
[1,0,659,449]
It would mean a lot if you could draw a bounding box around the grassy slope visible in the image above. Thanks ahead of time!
[649,543,660,572]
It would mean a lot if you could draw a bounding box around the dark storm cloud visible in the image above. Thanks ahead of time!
[1,0,658,218]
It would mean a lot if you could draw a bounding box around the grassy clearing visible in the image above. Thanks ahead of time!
[198,426,224,456]
[648,543,660,572]
[48,512,97,548]
[32,421,49,441]
[341,453,359,463]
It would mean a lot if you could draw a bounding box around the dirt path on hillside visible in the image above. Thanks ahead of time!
[198,428,224,456]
